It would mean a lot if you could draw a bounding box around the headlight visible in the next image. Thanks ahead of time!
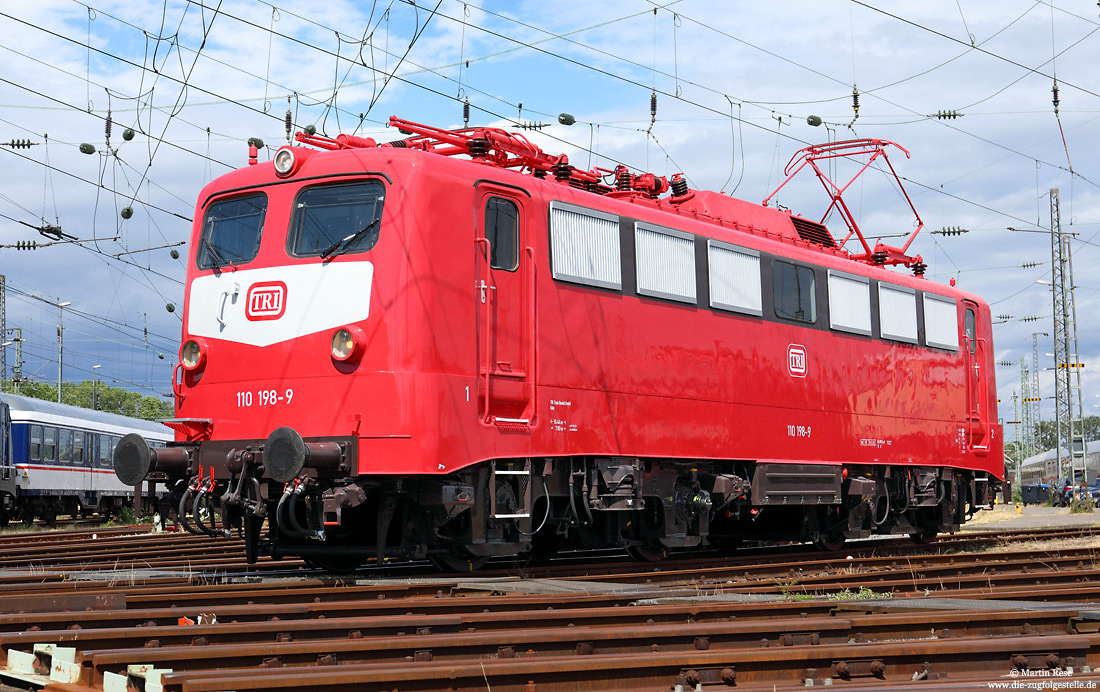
[180,339,207,371]
[273,147,296,176]
[330,326,363,362]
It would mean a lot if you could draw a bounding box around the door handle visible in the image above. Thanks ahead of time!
[217,283,241,328]
[477,280,495,304]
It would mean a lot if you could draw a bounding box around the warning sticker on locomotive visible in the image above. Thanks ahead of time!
[549,399,577,433]
[787,344,807,378]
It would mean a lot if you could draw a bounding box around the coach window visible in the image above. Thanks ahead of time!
[72,431,85,465]
[99,436,111,468]
[773,260,816,323]
[485,197,519,271]
[288,181,385,257]
[197,194,267,269]
[59,428,71,463]
[29,425,42,460]
[43,427,57,462]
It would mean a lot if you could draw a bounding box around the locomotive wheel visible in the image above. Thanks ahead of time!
[625,542,668,562]
[520,531,560,562]
[428,551,490,572]
[812,535,847,552]
[305,554,366,573]
[909,530,937,545]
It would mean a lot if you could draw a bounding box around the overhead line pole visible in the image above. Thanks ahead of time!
[0,274,5,393]
[1031,332,1046,462]
[1048,188,1083,486]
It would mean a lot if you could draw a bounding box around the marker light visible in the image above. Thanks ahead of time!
[180,338,207,371]
[330,326,364,362]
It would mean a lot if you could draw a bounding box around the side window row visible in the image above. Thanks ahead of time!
[548,200,960,352]
[28,425,124,468]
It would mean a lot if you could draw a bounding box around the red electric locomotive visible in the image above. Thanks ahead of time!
[116,117,1003,570]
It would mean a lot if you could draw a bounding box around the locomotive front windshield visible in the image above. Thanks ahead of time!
[288,181,385,258]
[197,194,267,269]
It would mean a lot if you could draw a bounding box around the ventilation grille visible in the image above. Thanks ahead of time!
[790,217,837,248]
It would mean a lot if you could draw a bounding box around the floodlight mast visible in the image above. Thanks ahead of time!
[762,139,925,271]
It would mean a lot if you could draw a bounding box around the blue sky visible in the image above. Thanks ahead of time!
[1,1,1098,443]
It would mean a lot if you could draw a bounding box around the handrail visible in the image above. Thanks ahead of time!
[524,245,537,426]
[475,237,493,423]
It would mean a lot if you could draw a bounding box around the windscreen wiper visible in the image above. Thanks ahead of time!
[320,218,380,259]
[202,236,229,269]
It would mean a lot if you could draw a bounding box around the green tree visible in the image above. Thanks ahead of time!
[1032,416,1100,453]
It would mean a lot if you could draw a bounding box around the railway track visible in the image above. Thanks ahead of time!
[0,524,1097,691]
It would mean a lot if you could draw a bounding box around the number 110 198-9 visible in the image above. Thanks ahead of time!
[236,389,294,407]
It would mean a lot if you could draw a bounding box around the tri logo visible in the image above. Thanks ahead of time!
[787,344,807,378]
[245,281,287,321]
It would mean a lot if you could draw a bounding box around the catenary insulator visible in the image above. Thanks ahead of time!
[615,165,631,191]
[670,174,689,198]
[650,91,657,124]
[467,138,489,158]
[105,110,112,143]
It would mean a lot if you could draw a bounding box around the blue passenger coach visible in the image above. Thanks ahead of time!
[0,393,171,526]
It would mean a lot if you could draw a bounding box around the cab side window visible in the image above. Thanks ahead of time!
[485,197,519,271]
[965,308,977,355]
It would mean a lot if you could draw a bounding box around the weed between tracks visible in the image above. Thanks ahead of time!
[777,580,891,602]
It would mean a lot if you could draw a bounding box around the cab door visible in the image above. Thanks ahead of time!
[963,301,989,450]
[474,186,534,427]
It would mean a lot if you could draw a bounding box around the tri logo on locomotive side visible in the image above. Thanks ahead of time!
[787,344,807,378]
